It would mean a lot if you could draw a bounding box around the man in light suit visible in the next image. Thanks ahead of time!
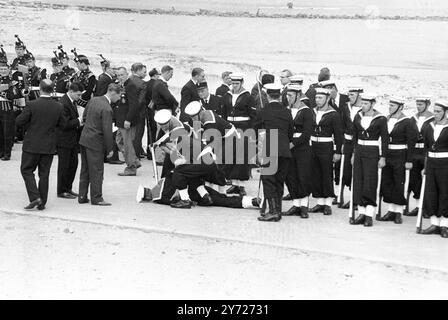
[78,83,121,206]
[179,67,205,123]
[16,79,65,210]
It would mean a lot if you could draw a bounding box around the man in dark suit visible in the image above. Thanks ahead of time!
[16,79,65,210]
[141,68,160,159]
[179,67,205,123]
[152,65,178,113]
[56,82,84,199]
[196,81,222,116]
[94,58,115,96]
[215,71,232,98]
[78,83,121,205]
[305,67,331,109]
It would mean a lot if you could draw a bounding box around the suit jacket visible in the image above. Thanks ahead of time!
[113,79,129,129]
[125,75,146,126]
[330,93,349,114]
[201,94,222,116]
[94,72,114,97]
[180,79,200,122]
[142,78,157,107]
[57,94,81,148]
[79,96,114,153]
[152,79,178,113]
[16,96,65,154]
[251,83,269,111]
[215,84,230,98]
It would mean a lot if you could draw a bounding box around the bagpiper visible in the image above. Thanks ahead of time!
[283,84,314,218]
[308,87,343,216]
[70,49,96,107]
[10,35,27,71]
[350,93,388,227]
[49,54,70,95]
[379,97,417,224]
[405,96,433,217]
[23,52,46,100]
[94,54,115,96]
[420,100,448,238]
[57,45,76,79]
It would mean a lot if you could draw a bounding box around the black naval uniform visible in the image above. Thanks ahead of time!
[351,111,388,224]
[380,116,417,221]
[310,108,343,212]
[221,90,257,184]
[255,101,293,218]
[284,105,314,215]
[408,114,434,208]
[422,121,448,232]
[70,69,96,107]
[0,75,19,159]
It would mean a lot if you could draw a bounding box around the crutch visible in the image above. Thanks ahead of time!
[348,167,355,224]
[149,144,159,184]
[337,154,345,208]
[403,169,410,214]
[375,168,382,220]
[416,170,426,233]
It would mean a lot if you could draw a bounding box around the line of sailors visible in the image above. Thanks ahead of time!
[137,72,448,238]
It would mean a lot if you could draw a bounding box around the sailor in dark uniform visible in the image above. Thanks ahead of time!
[379,97,417,224]
[0,51,19,161]
[221,73,257,197]
[350,93,388,227]
[420,100,448,238]
[338,86,363,208]
[308,87,343,216]
[70,54,96,107]
[405,96,434,217]
[282,84,314,218]
[254,83,293,222]
[24,53,46,101]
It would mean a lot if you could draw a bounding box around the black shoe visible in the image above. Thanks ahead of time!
[24,198,43,210]
[380,211,396,222]
[441,227,448,238]
[260,199,267,217]
[226,185,240,194]
[352,214,366,225]
[394,213,403,224]
[78,197,90,204]
[258,198,281,222]
[332,198,338,205]
[170,199,193,209]
[423,208,430,219]
[282,206,301,216]
[300,206,309,219]
[404,207,419,217]
[323,205,332,215]
[92,201,112,206]
[199,194,213,206]
[1,156,10,161]
[309,205,325,213]
[364,216,373,227]
[58,192,77,199]
[239,187,247,197]
[108,160,125,165]
[282,194,292,201]
[341,201,350,209]
[252,197,261,208]
[68,190,79,197]
[420,225,441,235]
[37,203,45,210]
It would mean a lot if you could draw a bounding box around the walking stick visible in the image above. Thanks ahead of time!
[375,168,382,220]
[404,169,410,214]
[348,167,355,224]
[416,160,427,233]
[337,154,345,207]
[150,145,159,184]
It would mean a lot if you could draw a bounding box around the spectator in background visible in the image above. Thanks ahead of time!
[280,69,293,107]
[305,67,331,109]
[179,67,205,123]
[141,68,160,159]
[152,65,178,113]
[94,57,115,96]
[215,71,232,98]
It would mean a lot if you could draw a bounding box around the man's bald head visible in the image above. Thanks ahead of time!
[40,79,54,94]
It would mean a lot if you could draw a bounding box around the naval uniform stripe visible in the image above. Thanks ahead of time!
[358,139,380,146]
[388,144,407,150]
[344,134,353,140]
[428,152,448,158]
[227,116,250,122]
[311,136,333,143]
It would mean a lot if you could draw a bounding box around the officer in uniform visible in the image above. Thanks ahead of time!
[221,73,257,197]
[70,52,96,107]
[196,81,223,115]
[379,97,417,224]
[282,84,314,218]
[24,52,47,101]
[338,86,363,208]
[0,49,19,161]
[254,83,293,222]
[350,93,388,227]
[308,87,343,216]
[405,96,434,217]
[420,100,448,238]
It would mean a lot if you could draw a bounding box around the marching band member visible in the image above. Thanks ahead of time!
[308,87,343,216]
[283,84,314,218]
[379,97,417,224]
[350,93,388,227]
[70,51,96,107]
[420,100,448,238]
[405,96,434,217]
[24,52,46,100]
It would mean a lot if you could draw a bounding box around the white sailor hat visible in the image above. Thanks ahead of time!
[185,101,202,116]
[347,86,364,93]
[319,80,336,88]
[154,109,172,125]
[286,84,303,93]
[315,87,332,96]
[415,95,431,103]
[289,75,304,84]
[389,96,406,105]
[361,93,377,102]
[434,100,448,109]
[264,83,283,95]
[230,72,244,82]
